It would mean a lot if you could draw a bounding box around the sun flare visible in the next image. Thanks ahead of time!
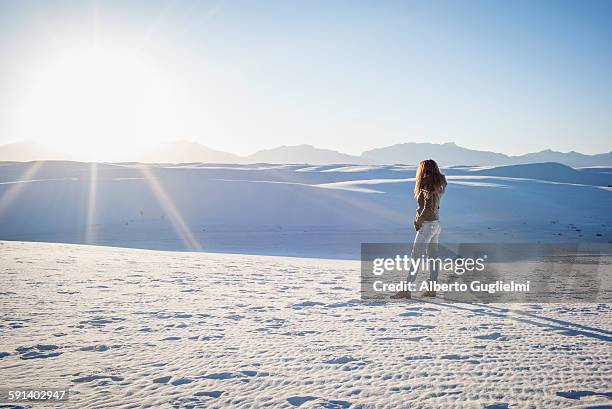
[17,47,186,160]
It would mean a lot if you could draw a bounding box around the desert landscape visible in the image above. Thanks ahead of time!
[0,160,611,408]
[1,240,611,408]
[1,0,611,407]
[0,160,610,258]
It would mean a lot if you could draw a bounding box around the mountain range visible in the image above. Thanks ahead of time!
[1,140,610,167]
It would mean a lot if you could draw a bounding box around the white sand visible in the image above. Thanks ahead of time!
[1,241,610,408]
[1,161,611,258]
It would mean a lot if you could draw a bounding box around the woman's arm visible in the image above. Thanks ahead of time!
[414,191,424,230]
[414,191,435,230]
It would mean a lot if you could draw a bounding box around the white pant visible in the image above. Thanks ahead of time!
[408,221,441,282]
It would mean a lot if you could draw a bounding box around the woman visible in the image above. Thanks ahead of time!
[392,159,447,299]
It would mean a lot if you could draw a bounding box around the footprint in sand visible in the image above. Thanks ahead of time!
[200,371,268,380]
[556,390,612,400]
[73,374,124,383]
[16,344,62,360]
[79,345,110,352]
[440,354,481,364]
[405,354,434,361]
[194,391,224,398]
[287,396,352,408]
[287,396,317,406]
[201,372,240,380]
[197,335,224,341]
[323,356,359,365]
[170,377,193,386]
[292,301,325,309]
[474,332,511,341]
[399,311,422,317]
[406,324,435,332]
[162,336,181,341]
[77,316,126,328]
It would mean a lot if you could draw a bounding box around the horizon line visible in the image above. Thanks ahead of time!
[2,139,611,159]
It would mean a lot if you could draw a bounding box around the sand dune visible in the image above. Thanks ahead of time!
[1,241,610,408]
[0,161,610,258]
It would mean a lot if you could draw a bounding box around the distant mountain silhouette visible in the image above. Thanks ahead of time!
[0,140,610,167]
[511,149,612,167]
[361,142,509,166]
[140,140,242,164]
[0,141,65,162]
[246,144,363,164]
[361,143,612,167]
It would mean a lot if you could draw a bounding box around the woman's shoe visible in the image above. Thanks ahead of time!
[390,291,411,299]
[422,290,436,297]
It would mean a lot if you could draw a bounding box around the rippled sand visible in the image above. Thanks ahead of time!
[1,241,610,408]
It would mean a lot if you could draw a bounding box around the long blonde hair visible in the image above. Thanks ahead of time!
[414,159,447,198]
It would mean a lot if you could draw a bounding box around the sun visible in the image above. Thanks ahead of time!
[17,46,187,160]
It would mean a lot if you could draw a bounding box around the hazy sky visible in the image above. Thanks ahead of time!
[0,0,611,158]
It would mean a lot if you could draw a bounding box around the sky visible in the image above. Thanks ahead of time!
[0,0,610,159]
